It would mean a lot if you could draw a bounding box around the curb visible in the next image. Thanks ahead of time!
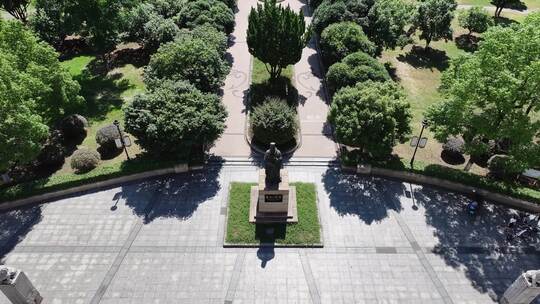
[342,164,540,213]
[0,163,201,212]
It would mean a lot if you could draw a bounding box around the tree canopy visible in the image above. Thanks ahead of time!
[491,0,522,17]
[247,0,308,79]
[412,0,457,48]
[326,51,390,95]
[0,20,83,171]
[144,36,230,92]
[124,80,227,157]
[458,7,493,36]
[176,0,235,34]
[328,81,412,158]
[426,13,540,173]
[320,22,376,65]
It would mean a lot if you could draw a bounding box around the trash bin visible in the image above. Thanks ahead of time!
[0,267,42,304]
[500,270,540,304]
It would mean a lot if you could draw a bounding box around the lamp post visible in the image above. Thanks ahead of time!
[113,120,131,161]
[410,119,429,169]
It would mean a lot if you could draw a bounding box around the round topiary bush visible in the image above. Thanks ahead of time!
[251,97,298,145]
[60,114,88,141]
[96,124,122,152]
[70,148,100,173]
[441,137,465,165]
[320,22,376,65]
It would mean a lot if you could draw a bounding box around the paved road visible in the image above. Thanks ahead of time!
[1,165,539,304]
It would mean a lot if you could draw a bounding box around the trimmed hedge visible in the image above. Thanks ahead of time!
[251,97,298,145]
[70,148,100,173]
[320,22,376,65]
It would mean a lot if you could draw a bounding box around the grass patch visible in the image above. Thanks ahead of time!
[226,182,321,245]
[252,57,293,84]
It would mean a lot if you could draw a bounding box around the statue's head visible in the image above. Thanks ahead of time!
[269,142,276,153]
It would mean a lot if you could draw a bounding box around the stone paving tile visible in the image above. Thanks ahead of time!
[427,253,540,304]
[308,252,445,304]
[0,252,117,304]
[234,250,312,304]
[133,170,224,247]
[0,184,156,248]
[100,252,236,303]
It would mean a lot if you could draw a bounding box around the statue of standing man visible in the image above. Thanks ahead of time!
[264,143,282,185]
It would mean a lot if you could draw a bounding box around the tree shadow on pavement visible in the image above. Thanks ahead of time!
[0,206,42,261]
[122,167,222,224]
[322,168,405,224]
[414,187,540,301]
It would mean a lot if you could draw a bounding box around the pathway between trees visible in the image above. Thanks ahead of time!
[211,0,338,159]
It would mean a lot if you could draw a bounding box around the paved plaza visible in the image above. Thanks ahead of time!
[1,165,539,304]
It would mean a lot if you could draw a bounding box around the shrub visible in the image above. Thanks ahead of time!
[96,124,121,152]
[328,81,411,158]
[488,155,520,180]
[458,6,492,36]
[320,22,376,65]
[176,0,235,34]
[124,80,227,157]
[312,0,348,34]
[60,114,88,140]
[176,24,228,57]
[145,37,230,92]
[37,130,66,166]
[251,97,298,145]
[326,51,390,95]
[441,137,465,165]
[70,148,100,173]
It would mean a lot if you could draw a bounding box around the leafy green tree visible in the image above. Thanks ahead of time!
[412,0,457,48]
[425,13,540,173]
[366,0,414,50]
[1,0,30,23]
[0,20,83,170]
[326,51,390,94]
[320,22,376,65]
[176,24,228,57]
[247,0,308,80]
[328,81,412,158]
[32,0,134,50]
[176,0,235,34]
[458,7,493,37]
[122,3,179,51]
[124,80,227,157]
[145,36,230,92]
[491,0,522,17]
[0,20,83,124]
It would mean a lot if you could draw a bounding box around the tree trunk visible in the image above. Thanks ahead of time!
[464,158,473,171]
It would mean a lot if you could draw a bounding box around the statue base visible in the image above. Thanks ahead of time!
[249,170,298,223]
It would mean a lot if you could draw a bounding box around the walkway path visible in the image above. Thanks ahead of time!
[210,0,258,158]
[1,165,539,303]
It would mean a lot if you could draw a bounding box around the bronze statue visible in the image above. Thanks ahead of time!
[264,143,282,185]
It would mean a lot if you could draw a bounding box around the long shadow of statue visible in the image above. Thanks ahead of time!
[122,166,223,224]
[414,187,540,301]
[0,206,42,261]
[322,167,405,224]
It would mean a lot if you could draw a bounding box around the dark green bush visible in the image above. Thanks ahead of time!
[320,22,376,65]
[37,130,66,166]
[176,0,235,34]
[251,98,298,145]
[60,114,88,140]
[326,51,390,95]
[145,36,230,92]
[70,148,100,173]
[488,155,520,180]
[176,24,228,57]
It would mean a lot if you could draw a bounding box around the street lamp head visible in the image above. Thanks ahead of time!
[113,120,120,126]
[421,119,429,127]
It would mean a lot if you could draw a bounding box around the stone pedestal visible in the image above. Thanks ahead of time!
[249,170,298,223]
[0,267,42,304]
[500,270,540,304]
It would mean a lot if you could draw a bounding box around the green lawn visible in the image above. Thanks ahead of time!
[57,55,145,174]
[226,182,322,245]
[252,57,293,84]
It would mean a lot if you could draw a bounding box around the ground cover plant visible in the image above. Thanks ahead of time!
[226,182,321,245]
